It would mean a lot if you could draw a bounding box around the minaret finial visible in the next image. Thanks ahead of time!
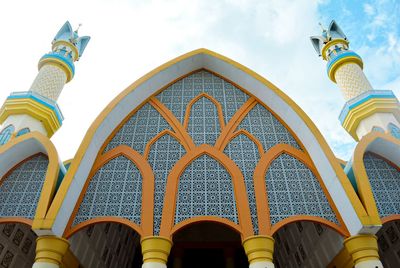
[74,23,82,34]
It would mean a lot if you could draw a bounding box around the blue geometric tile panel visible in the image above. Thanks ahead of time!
[187,97,221,146]
[364,153,400,218]
[371,126,384,133]
[175,154,238,225]
[265,153,338,225]
[147,133,186,235]
[223,134,259,233]
[156,70,249,124]
[104,103,172,154]
[0,125,14,145]
[72,155,143,226]
[388,123,400,140]
[238,104,300,152]
[0,154,48,219]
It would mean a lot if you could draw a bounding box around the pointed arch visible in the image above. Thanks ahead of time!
[0,124,14,145]
[254,144,348,236]
[159,144,253,238]
[352,132,400,222]
[63,145,154,237]
[388,122,400,139]
[224,129,263,157]
[143,129,187,159]
[183,93,225,130]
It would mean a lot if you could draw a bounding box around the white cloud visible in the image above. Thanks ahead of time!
[363,3,375,16]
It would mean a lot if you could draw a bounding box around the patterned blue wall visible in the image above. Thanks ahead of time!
[174,154,238,225]
[104,103,171,154]
[0,154,48,219]
[388,123,400,140]
[147,134,186,235]
[156,70,249,124]
[223,134,259,233]
[72,156,142,226]
[265,153,338,225]
[0,125,14,145]
[187,97,221,146]
[364,153,400,218]
[238,104,300,152]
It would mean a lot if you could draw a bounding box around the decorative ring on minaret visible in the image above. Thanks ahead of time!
[38,52,75,82]
[326,51,363,82]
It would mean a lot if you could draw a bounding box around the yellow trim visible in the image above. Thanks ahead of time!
[34,236,69,265]
[344,234,380,265]
[352,132,400,223]
[342,98,400,140]
[141,236,172,264]
[327,246,353,268]
[43,48,369,231]
[0,98,61,137]
[52,40,79,61]
[0,132,61,228]
[321,39,349,61]
[38,58,73,83]
[242,235,274,264]
[328,56,363,82]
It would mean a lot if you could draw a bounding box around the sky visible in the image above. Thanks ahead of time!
[0,0,399,161]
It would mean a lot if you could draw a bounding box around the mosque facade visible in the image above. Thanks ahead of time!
[0,20,399,268]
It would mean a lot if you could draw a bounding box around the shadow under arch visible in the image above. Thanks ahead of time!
[254,144,349,237]
[168,220,248,268]
[63,146,154,237]
[159,144,253,238]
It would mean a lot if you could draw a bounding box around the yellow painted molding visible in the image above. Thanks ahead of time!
[141,236,172,264]
[327,246,353,268]
[341,98,400,140]
[52,40,79,62]
[329,56,363,82]
[35,236,69,265]
[242,235,274,264]
[0,98,62,137]
[44,48,368,232]
[321,39,349,61]
[38,57,73,83]
[344,234,380,265]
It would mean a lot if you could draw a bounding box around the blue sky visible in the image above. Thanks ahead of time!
[0,0,399,161]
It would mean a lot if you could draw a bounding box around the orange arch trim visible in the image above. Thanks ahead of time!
[144,129,188,160]
[224,129,264,157]
[183,93,226,130]
[64,216,142,238]
[63,145,154,237]
[171,216,242,236]
[159,144,253,238]
[0,218,33,226]
[253,144,349,236]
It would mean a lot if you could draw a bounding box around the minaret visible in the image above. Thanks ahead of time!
[0,21,90,144]
[311,20,400,141]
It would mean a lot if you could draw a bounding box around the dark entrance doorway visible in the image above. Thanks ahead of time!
[168,221,247,268]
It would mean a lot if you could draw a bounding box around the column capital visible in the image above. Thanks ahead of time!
[242,235,274,265]
[141,236,173,264]
[344,234,382,267]
[34,235,69,266]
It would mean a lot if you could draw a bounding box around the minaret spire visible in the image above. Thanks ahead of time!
[0,21,90,144]
[311,20,400,141]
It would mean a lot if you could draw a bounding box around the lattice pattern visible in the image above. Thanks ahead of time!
[30,64,67,101]
[156,70,249,124]
[265,153,338,225]
[224,134,259,233]
[104,103,172,154]
[238,104,300,152]
[72,156,142,226]
[147,134,186,234]
[364,153,400,218]
[0,125,14,145]
[175,155,238,224]
[0,154,48,219]
[187,97,221,146]
[388,123,400,139]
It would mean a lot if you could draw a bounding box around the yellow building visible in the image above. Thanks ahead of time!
[0,20,399,268]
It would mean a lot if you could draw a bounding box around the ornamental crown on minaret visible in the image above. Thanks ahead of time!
[310,20,348,60]
[51,21,90,61]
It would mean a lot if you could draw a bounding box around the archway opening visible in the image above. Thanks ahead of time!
[0,222,37,267]
[272,220,344,268]
[168,221,247,268]
[377,220,400,267]
[68,222,142,268]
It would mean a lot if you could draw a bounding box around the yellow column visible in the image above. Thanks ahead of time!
[141,236,172,268]
[243,235,275,268]
[32,236,69,268]
[344,234,383,268]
